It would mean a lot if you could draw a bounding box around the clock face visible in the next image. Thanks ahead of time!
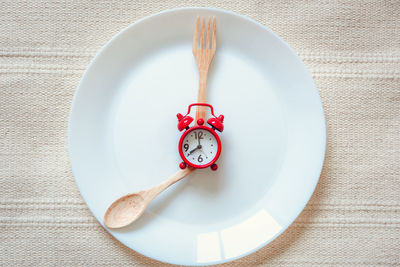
[180,127,220,167]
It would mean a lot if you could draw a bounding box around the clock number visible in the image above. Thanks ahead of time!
[194,131,203,140]
[198,155,203,163]
[183,143,189,152]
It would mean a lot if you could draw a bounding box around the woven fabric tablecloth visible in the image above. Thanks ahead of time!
[1,1,399,266]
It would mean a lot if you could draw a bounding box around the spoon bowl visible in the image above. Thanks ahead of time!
[104,193,147,228]
[103,168,193,228]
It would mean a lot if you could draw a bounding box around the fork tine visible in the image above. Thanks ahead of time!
[211,17,216,51]
[200,18,205,51]
[206,17,211,50]
[193,16,199,52]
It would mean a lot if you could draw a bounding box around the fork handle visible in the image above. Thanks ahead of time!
[195,68,209,122]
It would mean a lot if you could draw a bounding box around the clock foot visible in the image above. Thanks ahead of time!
[179,162,187,169]
[210,164,218,171]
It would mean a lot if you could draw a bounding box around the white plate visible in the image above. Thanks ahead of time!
[68,7,325,266]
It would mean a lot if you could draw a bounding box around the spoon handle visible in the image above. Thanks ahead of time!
[140,167,194,203]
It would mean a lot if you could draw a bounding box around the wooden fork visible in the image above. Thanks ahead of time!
[193,16,216,123]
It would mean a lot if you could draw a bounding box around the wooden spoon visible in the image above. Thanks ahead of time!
[104,168,193,228]
[103,17,216,229]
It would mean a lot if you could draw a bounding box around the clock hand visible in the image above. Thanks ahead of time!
[188,144,204,156]
[188,147,199,155]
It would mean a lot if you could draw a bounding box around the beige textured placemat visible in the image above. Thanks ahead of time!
[1,1,399,266]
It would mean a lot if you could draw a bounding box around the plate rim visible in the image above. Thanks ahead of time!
[68,6,326,266]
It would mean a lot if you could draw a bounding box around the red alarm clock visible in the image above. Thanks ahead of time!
[177,103,224,171]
